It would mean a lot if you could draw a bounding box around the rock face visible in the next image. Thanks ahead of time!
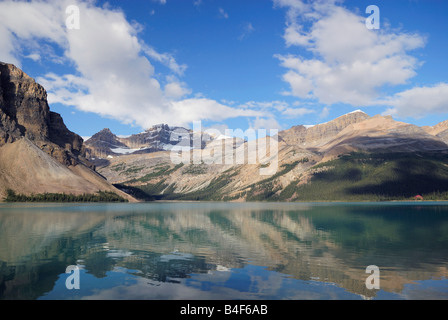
[0,62,49,143]
[93,110,448,202]
[127,124,174,149]
[423,120,448,136]
[0,62,87,166]
[278,111,448,154]
[85,128,129,159]
[437,130,448,145]
[423,120,448,145]
[85,124,212,159]
[279,110,371,148]
[0,62,135,201]
[319,115,448,156]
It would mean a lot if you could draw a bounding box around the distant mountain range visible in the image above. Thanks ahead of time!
[1,62,448,202]
[84,124,214,159]
[88,109,448,202]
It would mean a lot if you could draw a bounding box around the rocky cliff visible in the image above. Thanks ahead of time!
[0,62,135,201]
[94,110,448,202]
[85,128,129,159]
[0,62,49,143]
[0,62,87,166]
[279,110,371,148]
[85,124,212,159]
[423,120,448,144]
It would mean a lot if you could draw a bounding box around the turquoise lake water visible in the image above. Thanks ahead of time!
[0,201,447,300]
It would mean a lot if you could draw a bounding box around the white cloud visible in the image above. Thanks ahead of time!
[240,100,289,113]
[0,25,18,65]
[0,0,271,130]
[0,0,66,67]
[280,69,314,98]
[25,53,41,61]
[273,0,341,47]
[275,1,426,107]
[283,23,311,47]
[250,117,282,131]
[168,99,263,127]
[143,46,187,76]
[164,78,191,99]
[381,83,448,118]
[320,106,330,119]
[281,107,315,118]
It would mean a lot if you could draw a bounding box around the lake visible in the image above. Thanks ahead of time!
[0,201,447,300]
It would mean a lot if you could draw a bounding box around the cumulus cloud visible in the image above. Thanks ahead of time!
[279,69,314,98]
[274,0,426,107]
[0,0,66,66]
[169,99,263,127]
[25,53,41,61]
[382,83,448,118]
[0,0,271,129]
[164,79,191,100]
[142,46,187,76]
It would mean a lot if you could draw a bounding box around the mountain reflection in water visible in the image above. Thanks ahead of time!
[0,202,447,300]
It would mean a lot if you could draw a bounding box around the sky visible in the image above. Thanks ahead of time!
[0,0,448,138]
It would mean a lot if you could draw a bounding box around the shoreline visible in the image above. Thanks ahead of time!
[3,199,448,205]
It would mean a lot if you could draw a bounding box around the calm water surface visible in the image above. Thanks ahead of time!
[0,202,447,300]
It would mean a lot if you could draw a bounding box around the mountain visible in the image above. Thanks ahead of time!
[3,61,447,202]
[0,62,84,165]
[279,110,371,148]
[85,128,131,159]
[93,110,448,202]
[0,62,135,202]
[85,124,214,160]
[423,120,448,144]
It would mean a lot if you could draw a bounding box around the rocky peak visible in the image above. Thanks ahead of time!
[148,123,170,131]
[89,128,121,143]
[423,120,448,136]
[100,128,113,134]
[84,128,128,158]
[85,124,214,160]
[0,62,50,142]
[279,110,371,147]
[308,110,370,134]
[0,62,88,166]
[430,120,448,145]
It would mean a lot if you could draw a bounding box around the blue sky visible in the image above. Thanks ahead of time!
[1,0,448,138]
